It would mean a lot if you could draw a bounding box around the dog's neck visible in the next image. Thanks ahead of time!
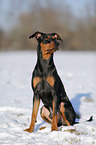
[36,44,55,73]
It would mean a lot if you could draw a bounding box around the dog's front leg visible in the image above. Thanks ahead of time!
[25,95,40,133]
[51,91,58,131]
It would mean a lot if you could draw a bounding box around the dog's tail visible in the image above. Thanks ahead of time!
[75,116,93,124]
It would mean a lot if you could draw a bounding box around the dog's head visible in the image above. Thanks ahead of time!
[29,31,63,60]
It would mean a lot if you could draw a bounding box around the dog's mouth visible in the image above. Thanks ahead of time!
[46,47,59,54]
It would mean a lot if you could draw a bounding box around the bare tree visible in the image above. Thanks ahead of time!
[0,0,96,51]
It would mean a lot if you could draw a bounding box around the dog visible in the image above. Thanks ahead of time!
[24,31,76,133]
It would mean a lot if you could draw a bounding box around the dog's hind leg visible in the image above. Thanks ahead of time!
[40,106,52,124]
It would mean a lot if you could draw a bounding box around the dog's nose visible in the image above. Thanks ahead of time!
[55,42,59,47]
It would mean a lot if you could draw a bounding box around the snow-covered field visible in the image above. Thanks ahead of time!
[0,51,96,145]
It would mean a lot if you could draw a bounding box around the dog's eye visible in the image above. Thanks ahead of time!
[46,40,50,43]
[44,40,48,44]
[44,39,50,44]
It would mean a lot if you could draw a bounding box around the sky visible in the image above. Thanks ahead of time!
[0,0,95,31]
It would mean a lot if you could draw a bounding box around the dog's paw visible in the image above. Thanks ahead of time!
[51,125,58,131]
[24,128,33,133]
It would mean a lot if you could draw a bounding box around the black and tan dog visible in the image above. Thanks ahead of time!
[25,31,76,133]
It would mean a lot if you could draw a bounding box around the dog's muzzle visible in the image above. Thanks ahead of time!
[47,42,59,52]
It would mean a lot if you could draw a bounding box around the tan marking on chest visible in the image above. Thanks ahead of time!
[33,77,41,88]
[46,75,55,87]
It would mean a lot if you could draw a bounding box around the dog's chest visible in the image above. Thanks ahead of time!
[32,75,55,106]
[33,75,55,89]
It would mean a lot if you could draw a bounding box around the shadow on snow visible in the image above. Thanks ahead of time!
[71,93,92,119]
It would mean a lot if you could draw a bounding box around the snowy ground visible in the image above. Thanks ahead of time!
[0,51,96,145]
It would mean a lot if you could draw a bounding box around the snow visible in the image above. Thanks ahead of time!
[0,51,96,145]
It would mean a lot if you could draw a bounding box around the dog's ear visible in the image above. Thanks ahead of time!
[29,31,45,40]
[52,33,63,42]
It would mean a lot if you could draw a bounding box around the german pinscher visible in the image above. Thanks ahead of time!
[25,31,76,133]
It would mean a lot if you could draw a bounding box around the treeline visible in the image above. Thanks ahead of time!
[0,0,96,51]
